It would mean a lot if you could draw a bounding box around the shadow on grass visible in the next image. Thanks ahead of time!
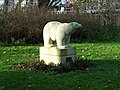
[0,60,120,90]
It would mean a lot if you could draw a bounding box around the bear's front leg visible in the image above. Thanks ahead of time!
[56,39,62,49]
[44,35,54,48]
[64,35,70,47]
[56,32,67,49]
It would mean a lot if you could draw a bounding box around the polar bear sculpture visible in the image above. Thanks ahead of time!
[43,21,82,49]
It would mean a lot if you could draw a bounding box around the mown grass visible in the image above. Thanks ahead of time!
[72,43,120,60]
[0,43,120,90]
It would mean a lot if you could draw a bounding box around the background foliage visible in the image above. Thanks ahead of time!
[0,6,120,45]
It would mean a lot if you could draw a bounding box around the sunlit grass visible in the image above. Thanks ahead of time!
[72,43,120,60]
[0,46,39,71]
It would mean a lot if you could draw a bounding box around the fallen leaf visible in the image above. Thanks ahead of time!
[28,77,32,79]
[28,85,32,88]
[107,80,112,83]
[0,86,5,89]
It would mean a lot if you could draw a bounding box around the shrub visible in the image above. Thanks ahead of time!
[0,6,119,44]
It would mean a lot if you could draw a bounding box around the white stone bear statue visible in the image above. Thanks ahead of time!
[43,21,82,49]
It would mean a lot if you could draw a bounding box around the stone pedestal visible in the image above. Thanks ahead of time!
[40,47,76,65]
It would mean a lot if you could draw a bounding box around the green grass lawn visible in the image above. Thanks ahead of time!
[0,43,120,90]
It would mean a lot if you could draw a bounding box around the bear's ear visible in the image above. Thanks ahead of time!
[71,22,77,25]
[70,22,76,27]
[70,22,82,29]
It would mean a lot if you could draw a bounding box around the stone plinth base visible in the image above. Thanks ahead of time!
[40,47,76,65]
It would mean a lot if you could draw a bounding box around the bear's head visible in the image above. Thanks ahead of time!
[65,22,82,35]
[70,22,82,29]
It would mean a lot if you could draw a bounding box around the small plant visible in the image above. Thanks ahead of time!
[10,37,26,46]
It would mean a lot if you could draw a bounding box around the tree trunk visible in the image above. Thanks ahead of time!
[35,0,38,6]
[4,0,9,12]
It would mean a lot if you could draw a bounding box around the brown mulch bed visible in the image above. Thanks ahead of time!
[15,58,92,75]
